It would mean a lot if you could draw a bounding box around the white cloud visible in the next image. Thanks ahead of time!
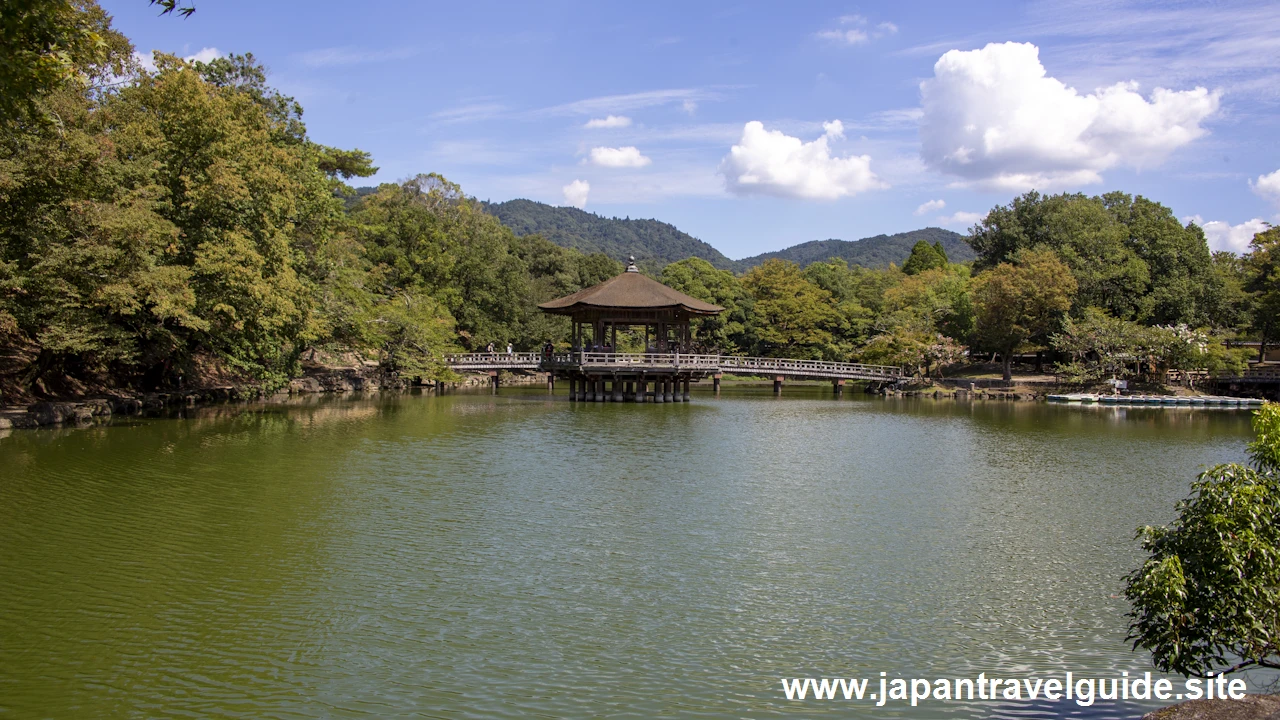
[132,47,222,72]
[718,120,885,200]
[587,146,652,168]
[819,15,897,44]
[1185,215,1269,254]
[185,47,222,64]
[528,88,716,119]
[1252,169,1280,205]
[562,180,590,209]
[938,211,984,226]
[919,42,1220,191]
[818,29,869,45]
[682,99,698,115]
[294,46,418,68]
[915,199,946,215]
[429,102,507,125]
[584,115,632,129]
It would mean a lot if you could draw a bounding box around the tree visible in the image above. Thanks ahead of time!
[971,248,1077,381]
[660,258,752,353]
[902,240,946,275]
[1246,227,1280,362]
[0,0,131,122]
[1125,403,1280,677]
[970,192,1152,320]
[740,259,841,358]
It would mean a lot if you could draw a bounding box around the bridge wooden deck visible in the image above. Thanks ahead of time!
[445,352,902,383]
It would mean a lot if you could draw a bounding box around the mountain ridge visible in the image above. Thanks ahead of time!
[481,198,976,272]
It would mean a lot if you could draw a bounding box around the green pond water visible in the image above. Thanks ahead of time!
[0,388,1268,718]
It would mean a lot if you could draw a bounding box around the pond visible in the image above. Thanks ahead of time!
[0,388,1266,718]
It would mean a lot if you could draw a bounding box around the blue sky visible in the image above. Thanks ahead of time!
[104,0,1280,259]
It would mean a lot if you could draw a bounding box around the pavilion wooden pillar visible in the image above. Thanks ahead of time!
[638,378,648,403]
[595,378,605,402]
[682,377,690,402]
[664,378,674,402]
[655,379,665,403]
[612,379,622,402]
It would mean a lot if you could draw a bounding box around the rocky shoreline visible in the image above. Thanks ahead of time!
[0,367,550,431]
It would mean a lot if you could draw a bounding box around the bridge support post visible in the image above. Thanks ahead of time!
[664,379,674,403]
[612,379,622,402]
[773,376,783,395]
[638,379,647,403]
[682,377,690,402]
[567,377,576,400]
[547,373,554,392]
[625,381,634,402]
[713,373,722,394]
[584,377,593,402]
[595,378,605,402]
[489,371,500,393]
[578,377,587,401]
[834,378,844,397]
[655,379,665,403]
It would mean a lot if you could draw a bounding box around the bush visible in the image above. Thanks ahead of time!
[1124,404,1280,676]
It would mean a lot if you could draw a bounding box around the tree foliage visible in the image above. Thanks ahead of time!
[1125,403,1280,677]
[971,248,1077,381]
[741,259,841,358]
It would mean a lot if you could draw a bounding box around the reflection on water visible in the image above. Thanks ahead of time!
[0,388,1269,718]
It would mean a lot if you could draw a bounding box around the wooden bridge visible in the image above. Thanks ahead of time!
[444,352,903,401]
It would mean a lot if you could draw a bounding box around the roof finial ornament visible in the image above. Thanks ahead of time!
[625,255,638,273]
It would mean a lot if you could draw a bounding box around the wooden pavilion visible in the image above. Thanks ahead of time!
[537,257,724,402]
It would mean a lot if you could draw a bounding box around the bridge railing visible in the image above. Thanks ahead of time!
[444,352,542,369]
[444,351,903,379]
[719,356,901,378]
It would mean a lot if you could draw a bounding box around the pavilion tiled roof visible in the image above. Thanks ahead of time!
[538,266,724,316]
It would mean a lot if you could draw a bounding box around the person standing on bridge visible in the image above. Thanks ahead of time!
[486,342,494,355]
[506,342,513,355]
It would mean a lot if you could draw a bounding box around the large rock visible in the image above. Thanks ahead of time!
[289,377,323,394]
[28,402,75,425]
[1144,696,1280,720]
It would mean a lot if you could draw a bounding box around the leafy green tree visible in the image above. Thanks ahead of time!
[970,192,1150,320]
[741,259,840,358]
[1246,227,1280,362]
[902,240,946,275]
[350,175,540,351]
[660,257,752,352]
[971,248,1077,381]
[363,292,459,380]
[0,0,131,121]
[1125,403,1280,677]
[1052,308,1152,383]
[1103,193,1217,326]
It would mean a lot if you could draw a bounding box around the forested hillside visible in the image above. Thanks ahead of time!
[732,228,975,271]
[483,199,734,271]
[484,198,974,272]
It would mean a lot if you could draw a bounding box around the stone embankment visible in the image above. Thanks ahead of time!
[0,368,546,430]
[0,387,250,430]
